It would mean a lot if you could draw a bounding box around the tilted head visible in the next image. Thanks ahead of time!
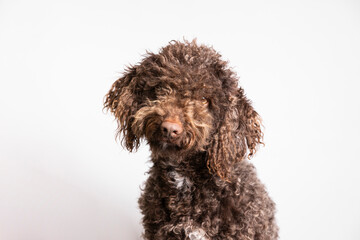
[104,40,263,180]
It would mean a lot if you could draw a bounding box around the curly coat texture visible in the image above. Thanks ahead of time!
[104,40,278,239]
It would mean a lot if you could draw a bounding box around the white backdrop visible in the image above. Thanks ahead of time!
[1,0,359,239]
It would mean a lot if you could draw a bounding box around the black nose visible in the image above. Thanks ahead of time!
[161,121,183,138]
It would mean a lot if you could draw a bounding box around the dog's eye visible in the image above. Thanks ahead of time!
[201,97,208,104]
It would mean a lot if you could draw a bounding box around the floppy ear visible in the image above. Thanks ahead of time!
[104,66,140,152]
[207,87,263,181]
[235,88,263,158]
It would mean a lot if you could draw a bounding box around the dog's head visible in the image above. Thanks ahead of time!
[104,40,263,180]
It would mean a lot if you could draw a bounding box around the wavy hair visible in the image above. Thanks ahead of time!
[104,39,263,181]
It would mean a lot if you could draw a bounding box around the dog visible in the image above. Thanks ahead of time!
[104,40,278,239]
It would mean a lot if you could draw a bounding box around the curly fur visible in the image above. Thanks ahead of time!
[104,40,278,239]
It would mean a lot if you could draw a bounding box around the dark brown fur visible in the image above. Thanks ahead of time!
[104,40,278,239]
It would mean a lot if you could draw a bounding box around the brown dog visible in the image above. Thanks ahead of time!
[105,40,278,240]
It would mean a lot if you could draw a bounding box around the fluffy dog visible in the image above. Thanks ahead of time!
[104,40,278,239]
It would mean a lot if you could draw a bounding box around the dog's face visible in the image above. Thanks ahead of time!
[131,78,217,158]
[105,40,263,179]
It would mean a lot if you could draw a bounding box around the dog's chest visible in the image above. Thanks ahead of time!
[166,170,213,240]
[168,170,192,190]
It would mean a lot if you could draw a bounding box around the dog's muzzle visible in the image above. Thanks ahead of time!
[160,119,183,143]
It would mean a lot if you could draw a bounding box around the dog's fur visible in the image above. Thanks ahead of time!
[104,40,278,239]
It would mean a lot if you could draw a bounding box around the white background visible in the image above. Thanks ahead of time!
[1,0,359,239]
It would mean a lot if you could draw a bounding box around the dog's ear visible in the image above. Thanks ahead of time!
[207,87,263,180]
[235,88,263,158]
[104,66,140,152]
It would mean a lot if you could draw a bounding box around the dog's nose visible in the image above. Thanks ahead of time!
[161,121,183,138]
